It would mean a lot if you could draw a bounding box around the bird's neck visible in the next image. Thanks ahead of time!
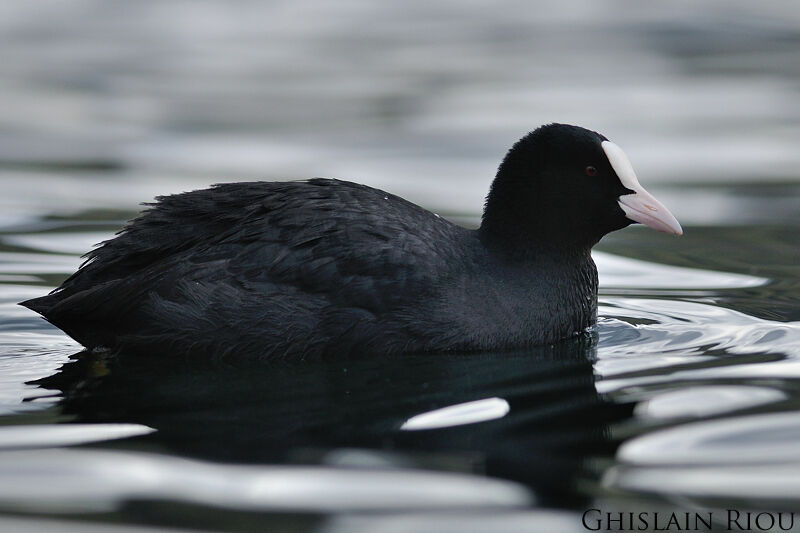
[480,174,603,253]
[477,222,596,263]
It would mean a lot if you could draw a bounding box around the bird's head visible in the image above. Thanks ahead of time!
[481,123,681,252]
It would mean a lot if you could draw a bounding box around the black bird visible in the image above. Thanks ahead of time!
[21,124,681,358]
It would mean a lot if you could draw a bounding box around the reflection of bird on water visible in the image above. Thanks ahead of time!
[33,337,634,508]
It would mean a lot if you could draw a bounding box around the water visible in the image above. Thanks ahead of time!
[2,1,800,531]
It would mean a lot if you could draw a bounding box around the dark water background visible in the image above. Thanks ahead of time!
[1,2,800,532]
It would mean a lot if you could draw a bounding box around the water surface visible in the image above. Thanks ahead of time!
[2,1,800,531]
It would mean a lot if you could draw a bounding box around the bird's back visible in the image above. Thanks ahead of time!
[23,179,470,357]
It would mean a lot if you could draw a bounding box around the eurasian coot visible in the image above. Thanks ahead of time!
[22,124,681,358]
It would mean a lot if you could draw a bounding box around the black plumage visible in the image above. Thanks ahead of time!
[21,124,670,358]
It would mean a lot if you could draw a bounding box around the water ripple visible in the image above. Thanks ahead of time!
[0,449,532,514]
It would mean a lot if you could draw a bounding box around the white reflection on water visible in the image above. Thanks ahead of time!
[618,411,800,466]
[595,298,800,393]
[400,397,510,431]
[0,449,532,514]
[0,424,155,450]
[594,251,767,290]
[3,232,113,256]
[321,509,584,533]
[0,252,82,276]
[633,385,786,420]
[605,411,800,501]
[607,462,800,501]
[0,516,214,533]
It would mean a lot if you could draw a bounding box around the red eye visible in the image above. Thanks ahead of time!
[585,166,597,176]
